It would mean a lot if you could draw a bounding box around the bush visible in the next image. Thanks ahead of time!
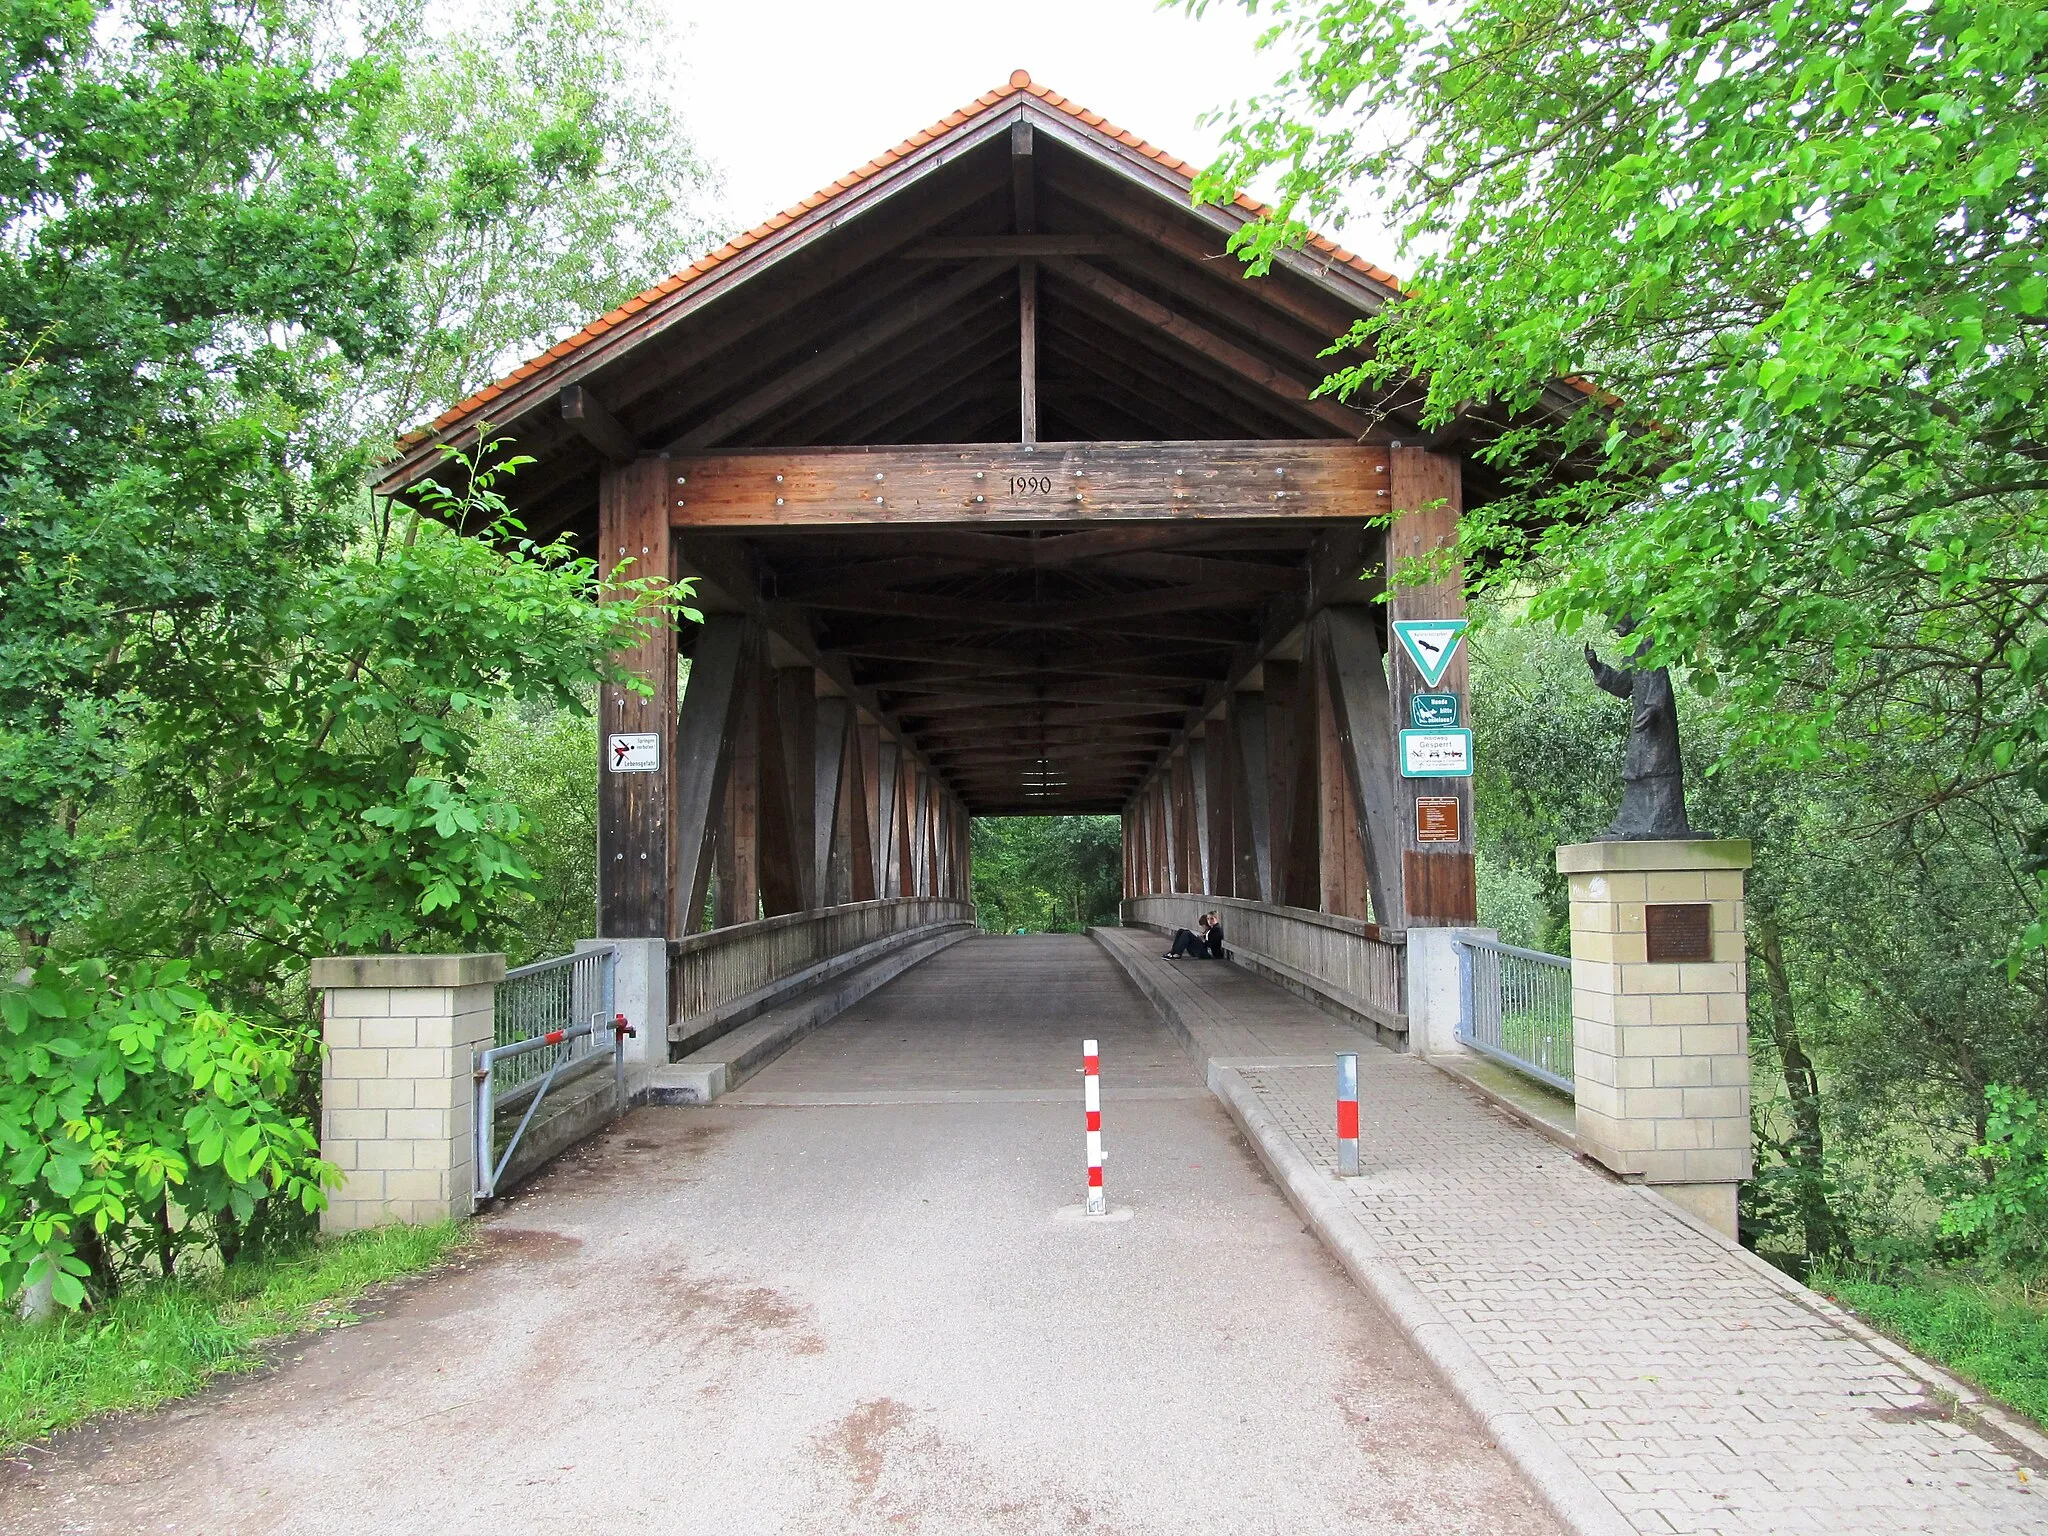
[1942,1085,2048,1275]
[0,961,334,1310]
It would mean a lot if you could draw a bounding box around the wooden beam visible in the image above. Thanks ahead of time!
[1020,260,1039,446]
[669,441,1389,526]
[597,458,677,939]
[670,615,754,934]
[1316,606,1407,931]
[1046,260,1379,442]
[1036,159,1380,339]
[666,260,1014,451]
[736,298,1012,447]
[1011,120,1036,235]
[561,385,637,466]
[813,694,850,910]
[374,110,1023,493]
[905,235,1127,258]
[1388,445,1475,925]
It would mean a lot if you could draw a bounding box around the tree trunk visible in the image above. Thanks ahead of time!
[1755,910,1842,1259]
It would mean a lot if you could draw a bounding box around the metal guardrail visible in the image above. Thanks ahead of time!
[1454,936,1574,1094]
[476,945,629,1199]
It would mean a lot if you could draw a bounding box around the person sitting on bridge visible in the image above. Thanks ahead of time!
[1165,912,1225,961]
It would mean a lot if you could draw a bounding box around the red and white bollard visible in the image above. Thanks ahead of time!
[1336,1051,1360,1177]
[1084,1038,1106,1215]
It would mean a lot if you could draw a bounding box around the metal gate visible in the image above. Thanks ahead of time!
[475,945,633,1199]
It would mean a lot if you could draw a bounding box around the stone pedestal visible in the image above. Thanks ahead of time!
[311,953,503,1232]
[1557,840,1751,1238]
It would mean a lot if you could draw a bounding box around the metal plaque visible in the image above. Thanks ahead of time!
[1415,797,1460,843]
[1409,692,1462,729]
[607,733,660,773]
[1644,903,1714,963]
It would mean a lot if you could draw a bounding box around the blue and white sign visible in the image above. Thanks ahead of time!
[1393,618,1468,688]
[1399,728,1473,778]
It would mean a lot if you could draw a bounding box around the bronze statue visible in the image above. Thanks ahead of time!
[1585,620,1693,840]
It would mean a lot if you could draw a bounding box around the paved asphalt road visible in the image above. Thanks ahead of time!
[3,936,1561,1535]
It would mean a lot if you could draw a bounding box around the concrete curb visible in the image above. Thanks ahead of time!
[1089,925,1633,1536]
[1208,1067,1637,1536]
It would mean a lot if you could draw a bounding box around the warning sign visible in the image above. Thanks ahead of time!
[1393,619,1468,688]
[608,733,660,773]
[1416,797,1460,843]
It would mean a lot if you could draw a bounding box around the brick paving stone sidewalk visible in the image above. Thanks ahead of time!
[1242,1054,2044,1536]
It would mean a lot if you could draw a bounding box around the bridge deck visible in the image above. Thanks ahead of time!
[2,935,1557,1535]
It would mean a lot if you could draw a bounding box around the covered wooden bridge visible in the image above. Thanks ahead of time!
[377,72,1570,1063]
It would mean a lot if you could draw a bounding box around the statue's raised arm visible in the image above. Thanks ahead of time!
[1585,624,1694,840]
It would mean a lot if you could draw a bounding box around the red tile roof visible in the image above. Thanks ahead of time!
[391,70,1411,458]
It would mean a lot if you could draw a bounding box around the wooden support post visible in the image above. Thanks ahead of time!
[597,458,678,939]
[1231,690,1272,902]
[908,766,929,898]
[1264,660,1313,909]
[670,615,753,935]
[1188,738,1211,893]
[876,740,902,897]
[1314,633,1372,920]
[814,694,851,907]
[714,652,762,928]
[1317,606,1409,931]
[854,722,881,902]
[1152,778,1171,894]
[1019,262,1039,446]
[754,665,806,918]
[1201,724,1227,897]
[1388,447,1476,924]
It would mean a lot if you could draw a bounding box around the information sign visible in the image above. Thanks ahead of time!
[1415,797,1461,843]
[1399,728,1473,778]
[607,733,660,773]
[1409,692,1462,729]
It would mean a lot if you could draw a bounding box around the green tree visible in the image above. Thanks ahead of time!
[0,0,429,951]
[1192,0,2048,950]
[972,817,1124,933]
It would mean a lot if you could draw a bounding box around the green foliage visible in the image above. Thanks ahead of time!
[1818,1264,2048,1427]
[1193,0,2048,950]
[468,694,601,967]
[81,446,686,988]
[0,0,715,960]
[0,1218,464,1448]
[972,817,1123,933]
[0,0,428,943]
[0,959,332,1311]
[331,0,721,442]
[1944,1087,2048,1274]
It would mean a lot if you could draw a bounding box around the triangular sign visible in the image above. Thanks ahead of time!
[1393,619,1468,688]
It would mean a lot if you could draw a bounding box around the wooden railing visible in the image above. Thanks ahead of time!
[1121,893,1408,1037]
[668,898,974,1044]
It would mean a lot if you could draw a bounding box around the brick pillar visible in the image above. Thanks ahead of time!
[1559,840,1752,1238]
[312,953,503,1232]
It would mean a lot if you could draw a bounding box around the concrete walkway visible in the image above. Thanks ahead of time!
[3,936,1558,1536]
[1093,925,2048,1536]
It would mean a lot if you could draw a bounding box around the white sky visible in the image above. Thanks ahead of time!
[657,0,1399,264]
